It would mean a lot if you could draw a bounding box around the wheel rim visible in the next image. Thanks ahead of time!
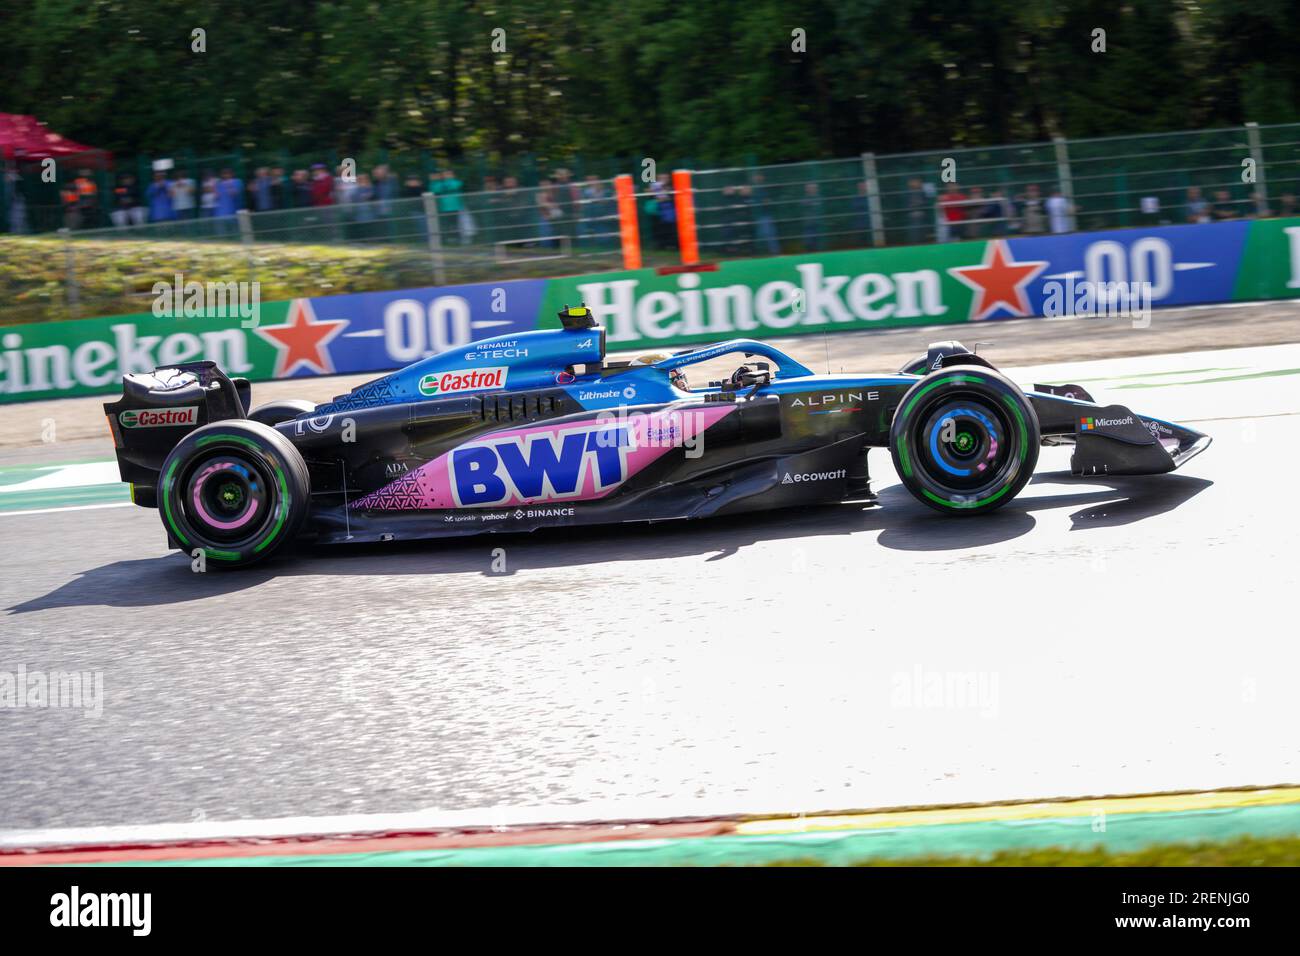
[914,396,1019,496]
[184,454,271,539]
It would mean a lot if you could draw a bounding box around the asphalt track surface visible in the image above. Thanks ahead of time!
[1,306,1299,835]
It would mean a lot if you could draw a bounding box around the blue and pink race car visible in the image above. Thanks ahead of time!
[103,305,1210,566]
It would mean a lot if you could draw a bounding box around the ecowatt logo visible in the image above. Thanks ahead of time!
[573,262,949,343]
[0,325,252,397]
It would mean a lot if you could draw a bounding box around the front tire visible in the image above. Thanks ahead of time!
[889,366,1040,515]
[157,420,311,567]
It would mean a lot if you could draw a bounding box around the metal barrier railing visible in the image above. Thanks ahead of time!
[6,121,1300,322]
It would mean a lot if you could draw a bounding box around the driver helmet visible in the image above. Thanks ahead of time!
[632,352,688,390]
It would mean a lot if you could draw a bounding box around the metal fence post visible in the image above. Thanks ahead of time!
[59,227,79,318]
[422,192,447,285]
[236,209,256,284]
[1053,136,1078,232]
[861,152,886,247]
[1245,122,1269,215]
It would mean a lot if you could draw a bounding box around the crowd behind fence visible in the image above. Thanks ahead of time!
[4,122,1299,321]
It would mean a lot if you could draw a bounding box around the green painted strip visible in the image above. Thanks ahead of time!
[88,800,1300,868]
[1112,367,1300,389]
[0,458,117,474]
[1042,368,1243,385]
[0,484,129,512]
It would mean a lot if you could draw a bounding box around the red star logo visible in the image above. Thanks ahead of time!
[948,240,1049,321]
[255,299,348,377]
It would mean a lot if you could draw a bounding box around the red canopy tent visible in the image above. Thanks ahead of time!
[0,113,110,167]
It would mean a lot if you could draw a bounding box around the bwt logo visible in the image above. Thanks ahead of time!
[451,423,633,507]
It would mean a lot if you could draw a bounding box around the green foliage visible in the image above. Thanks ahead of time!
[763,833,1300,866]
[1,1,1295,167]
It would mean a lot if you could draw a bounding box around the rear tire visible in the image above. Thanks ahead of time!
[889,365,1040,515]
[157,420,310,567]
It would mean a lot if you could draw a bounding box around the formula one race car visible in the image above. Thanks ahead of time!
[105,305,1211,567]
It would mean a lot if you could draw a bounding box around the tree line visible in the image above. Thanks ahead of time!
[1,0,1295,169]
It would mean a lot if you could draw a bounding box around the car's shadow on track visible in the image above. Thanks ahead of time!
[7,473,1212,614]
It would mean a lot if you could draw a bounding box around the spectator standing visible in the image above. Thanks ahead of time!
[6,170,28,234]
[290,169,312,207]
[310,164,335,207]
[111,174,143,228]
[372,164,396,213]
[65,168,100,229]
[349,172,376,239]
[939,183,967,241]
[199,171,218,218]
[657,174,678,251]
[985,187,1014,235]
[269,167,291,210]
[1019,184,1045,234]
[1212,189,1238,220]
[431,169,466,244]
[170,171,196,219]
[249,167,275,212]
[147,171,175,222]
[214,168,244,235]
[1045,188,1072,234]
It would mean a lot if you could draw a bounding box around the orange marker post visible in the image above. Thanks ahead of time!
[672,170,699,266]
[614,174,642,270]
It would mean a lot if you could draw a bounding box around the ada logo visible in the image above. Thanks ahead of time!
[419,366,508,397]
[451,422,633,507]
[119,406,198,428]
[385,462,409,476]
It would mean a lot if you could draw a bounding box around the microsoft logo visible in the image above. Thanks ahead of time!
[1080,416,1096,431]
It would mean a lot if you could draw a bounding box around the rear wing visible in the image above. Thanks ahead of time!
[102,361,250,507]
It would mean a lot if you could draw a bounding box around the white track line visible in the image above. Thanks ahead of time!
[0,501,133,518]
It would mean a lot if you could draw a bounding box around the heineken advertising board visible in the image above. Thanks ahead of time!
[3,219,1298,404]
